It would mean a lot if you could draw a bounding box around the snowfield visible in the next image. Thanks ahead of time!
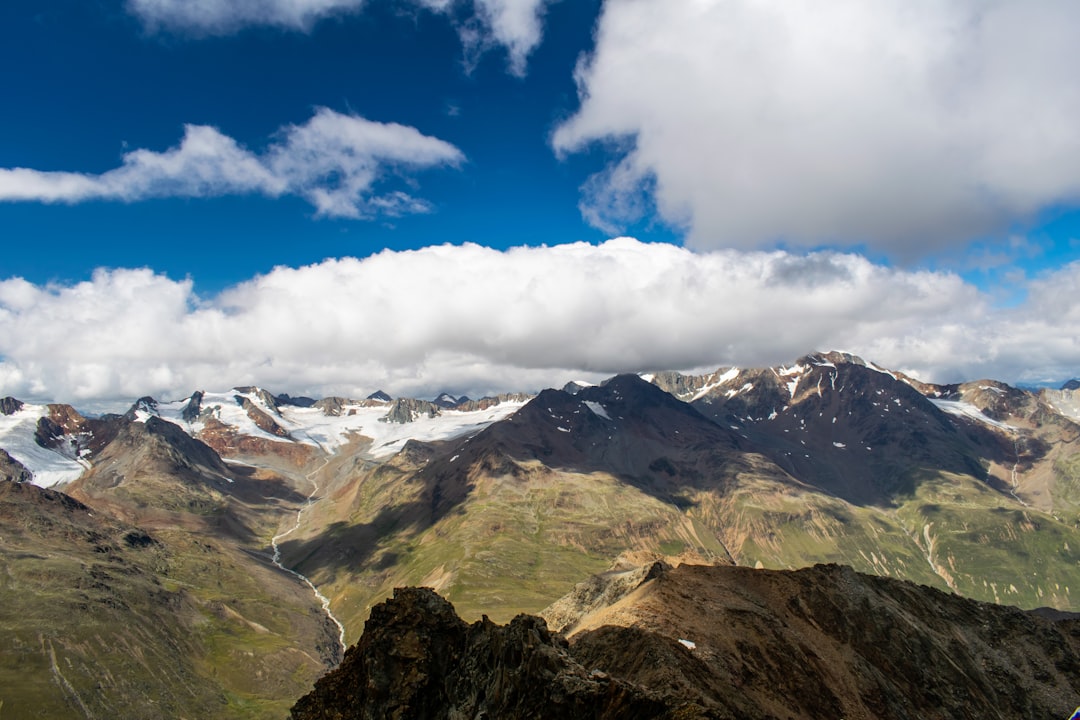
[930,399,1017,431]
[0,404,89,487]
[146,389,528,459]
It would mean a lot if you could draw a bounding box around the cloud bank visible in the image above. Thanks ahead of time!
[0,108,463,218]
[1,238,1077,408]
[554,0,1080,257]
[127,0,552,74]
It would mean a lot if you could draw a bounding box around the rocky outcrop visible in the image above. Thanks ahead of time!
[542,560,669,634]
[233,387,282,415]
[238,396,291,438]
[454,392,533,412]
[123,396,159,422]
[0,449,32,483]
[314,396,348,416]
[381,398,441,425]
[290,587,672,720]
[181,391,204,423]
[0,396,25,415]
[292,565,1080,720]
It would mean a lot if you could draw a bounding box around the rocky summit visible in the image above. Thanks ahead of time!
[292,563,1080,720]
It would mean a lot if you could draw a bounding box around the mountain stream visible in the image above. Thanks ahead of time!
[271,457,347,658]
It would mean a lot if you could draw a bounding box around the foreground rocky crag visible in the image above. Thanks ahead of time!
[292,563,1080,720]
[290,585,672,719]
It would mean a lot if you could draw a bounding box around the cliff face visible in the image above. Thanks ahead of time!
[292,564,1080,720]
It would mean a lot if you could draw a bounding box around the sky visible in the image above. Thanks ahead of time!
[1,0,1079,408]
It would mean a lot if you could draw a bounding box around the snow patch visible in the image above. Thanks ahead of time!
[930,400,1017,431]
[583,401,612,421]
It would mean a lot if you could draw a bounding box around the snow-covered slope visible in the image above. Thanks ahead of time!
[142,388,529,459]
[0,404,89,487]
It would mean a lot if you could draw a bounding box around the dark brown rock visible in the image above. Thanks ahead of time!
[293,565,1080,720]
[0,396,24,415]
[290,587,672,720]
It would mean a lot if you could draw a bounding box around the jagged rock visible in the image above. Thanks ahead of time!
[233,387,282,415]
[315,396,352,417]
[562,381,592,395]
[381,398,441,424]
[367,390,393,402]
[454,393,532,412]
[289,587,671,720]
[237,396,291,438]
[294,566,1080,720]
[123,396,159,422]
[0,449,32,483]
[432,393,459,409]
[181,391,203,423]
[0,396,25,416]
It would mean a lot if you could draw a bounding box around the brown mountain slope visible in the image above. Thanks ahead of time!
[291,563,1080,720]
[1,413,343,718]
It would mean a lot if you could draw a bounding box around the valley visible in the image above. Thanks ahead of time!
[2,352,1080,716]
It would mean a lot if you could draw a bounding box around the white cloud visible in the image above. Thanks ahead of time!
[1,238,1077,408]
[127,0,552,75]
[554,0,1080,257]
[0,108,463,218]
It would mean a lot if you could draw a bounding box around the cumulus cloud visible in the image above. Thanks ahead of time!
[127,0,552,74]
[0,108,463,218]
[553,0,1080,257]
[1,238,1077,408]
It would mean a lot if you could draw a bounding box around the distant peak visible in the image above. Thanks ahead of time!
[367,390,392,402]
[433,393,459,408]
[0,397,25,416]
[1063,379,1080,391]
[561,380,595,395]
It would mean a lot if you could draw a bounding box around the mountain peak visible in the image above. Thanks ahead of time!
[367,390,393,402]
[0,397,25,416]
[433,393,459,408]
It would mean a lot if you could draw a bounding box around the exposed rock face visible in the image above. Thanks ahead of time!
[290,587,671,720]
[181,391,204,423]
[293,565,1080,720]
[123,396,159,422]
[314,396,352,416]
[0,396,25,415]
[234,387,282,415]
[238,396,292,438]
[454,392,532,412]
[542,560,670,634]
[381,398,441,424]
[0,449,32,483]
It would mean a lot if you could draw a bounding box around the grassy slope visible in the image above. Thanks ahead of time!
[284,449,1080,639]
[0,452,335,720]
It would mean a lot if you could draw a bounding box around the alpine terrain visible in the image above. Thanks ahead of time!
[2,352,1080,716]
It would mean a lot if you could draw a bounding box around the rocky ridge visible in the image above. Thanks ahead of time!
[291,563,1080,720]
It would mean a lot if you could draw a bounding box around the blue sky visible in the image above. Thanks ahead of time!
[2,0,670,291]
[1,0,1079,404]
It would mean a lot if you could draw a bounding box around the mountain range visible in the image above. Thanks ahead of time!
[2,351,1080,717]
